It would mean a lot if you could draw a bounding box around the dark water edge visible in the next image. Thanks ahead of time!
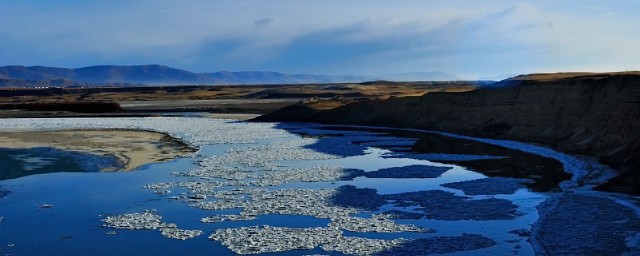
[281,124,571,192]
[0,147,122,180]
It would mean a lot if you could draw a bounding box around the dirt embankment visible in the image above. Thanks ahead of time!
[254,73,640,194]
[0,101,121,113]
[0,81,476,118]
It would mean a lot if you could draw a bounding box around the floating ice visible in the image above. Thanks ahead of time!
[321,236,406,256]
[249,166,361,186]
[101,210,176,230]
[144,181,223,198]
[0,117,292,147]
[201,214,256,223]
[240,189,358,219]
[160,228,203,240]
[190,188,424,233]
[101,210,203,240]
[328,215,427,233]
[183,138,344,183]
[210,225,341,254]
[210,225,405,255]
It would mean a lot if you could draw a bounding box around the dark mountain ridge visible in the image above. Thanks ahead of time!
[0,65,460,87]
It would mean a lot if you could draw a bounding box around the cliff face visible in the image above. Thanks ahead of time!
[257,73,640,194]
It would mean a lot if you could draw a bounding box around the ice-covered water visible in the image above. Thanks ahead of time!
[0,117,568,255]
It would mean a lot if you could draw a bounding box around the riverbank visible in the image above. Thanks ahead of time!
[252,72,640,194]
[0,129,195,173]
[0,81,477,118]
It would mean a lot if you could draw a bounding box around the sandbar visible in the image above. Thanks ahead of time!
[0,129,195,171]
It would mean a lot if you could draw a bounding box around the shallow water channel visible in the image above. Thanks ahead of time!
[0,117,572,255]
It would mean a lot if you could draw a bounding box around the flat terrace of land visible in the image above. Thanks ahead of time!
[0,81,476,117]
[0,129,195,171]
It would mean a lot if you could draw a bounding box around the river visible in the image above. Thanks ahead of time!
[0,116,636,255]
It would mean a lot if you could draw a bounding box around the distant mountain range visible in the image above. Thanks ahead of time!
[0,65,460,87]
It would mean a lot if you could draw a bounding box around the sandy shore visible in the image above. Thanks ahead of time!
[0,129,195,171]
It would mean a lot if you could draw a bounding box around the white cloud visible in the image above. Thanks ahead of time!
[0,0,638,77]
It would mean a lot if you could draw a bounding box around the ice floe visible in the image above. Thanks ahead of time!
[210,225,495,256]
[102,210,176,230]
[210,225,405,255]
[101,210,203,240]
[160,228,203,240]
[0,117,292,147]
[101,210,177,230]
[328,215,427,233]
[201,214,257,223]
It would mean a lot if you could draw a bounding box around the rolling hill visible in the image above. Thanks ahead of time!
[0,65,459,87]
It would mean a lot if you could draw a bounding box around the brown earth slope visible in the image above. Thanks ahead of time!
[0,81,476,117]
[254,72,640,194]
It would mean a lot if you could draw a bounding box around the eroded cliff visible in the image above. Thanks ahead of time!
[254,73,640,193]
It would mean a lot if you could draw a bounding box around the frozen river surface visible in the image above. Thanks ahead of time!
[0,117,572,255]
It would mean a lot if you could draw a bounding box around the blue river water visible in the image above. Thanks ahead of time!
[0,119,557,256]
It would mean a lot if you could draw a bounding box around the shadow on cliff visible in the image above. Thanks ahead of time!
[256,73,640,194]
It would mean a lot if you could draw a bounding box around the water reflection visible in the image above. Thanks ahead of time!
[278,124,570,192]
[0,147,122,180]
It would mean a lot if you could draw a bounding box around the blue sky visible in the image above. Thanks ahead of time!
[1,0,639,79]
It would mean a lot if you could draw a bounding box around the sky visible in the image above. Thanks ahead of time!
[1,0,639,79]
